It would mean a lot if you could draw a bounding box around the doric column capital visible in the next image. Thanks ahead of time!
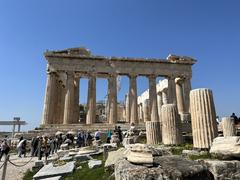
[128,73,138,79]
[175,77,184,84]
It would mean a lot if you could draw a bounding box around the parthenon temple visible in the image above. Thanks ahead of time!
[41,47,196,128]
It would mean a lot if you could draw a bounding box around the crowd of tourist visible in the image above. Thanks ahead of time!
[0,126,124,163]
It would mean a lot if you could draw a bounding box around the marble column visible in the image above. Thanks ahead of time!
[162,89,168,105]
[138,103,143,122]
[63,72,75,124]
[222,117,236,137]
[125,94,130,123]
[190,88,218,149]
[143,99,150,122]
[42,72,57,125]
[129,75,138,124]
[148,75,159,122]
[157,92,163,121]
[146,121,161,145]
[73,77,80,123]
[161,104,182,145]
[108,75,118,124]
[167,77,177,104]
[86,76,96,124]
[183,77,191,113]
[175,78,186,113]
[55,79,66,124]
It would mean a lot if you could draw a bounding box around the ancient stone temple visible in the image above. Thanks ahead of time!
[41,47,196,128]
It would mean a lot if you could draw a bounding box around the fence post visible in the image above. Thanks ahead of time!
[2,154,9,180]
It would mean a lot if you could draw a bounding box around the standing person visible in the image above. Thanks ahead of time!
[0,139,10,161]
[43,136,50,164]
[94,130,101,140]
[86,131,93,146]
[117,126,123,142]
[106,129,112,143]
[31,137,39,157]
[17,139,27,158]
[38,136,43,160]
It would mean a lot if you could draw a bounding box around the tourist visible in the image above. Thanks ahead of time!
[77,132,84,147]
[94,129,101,140]
[117,126,123,142]
[231,113,239,124]
[86,131,93,146]
[42,136,50,164]
[0,139,10,161]
[38,136,43,160]
[49,137,55,155]
[56,133,63,150]
[106,129,112,143]
[17,139,27,158]
[31,136,39,157]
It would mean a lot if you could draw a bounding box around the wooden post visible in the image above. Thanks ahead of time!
[2,154,9,180]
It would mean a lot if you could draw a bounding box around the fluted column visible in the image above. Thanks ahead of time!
[138,103,143,122]
[55,78,66,124]
[63,72,75,124]
[148,75,159,122]
[167,77,177,104]
[162,89,168,105]
[143,99,150,122]
[129,75,138,124]
[86,76,96,124]
[175,78,186,113]
[157,92,163,121]
[146,121,161,145]
[108,74,118,124]
[183,78,191,113]
[125,94,130,123]
[161,104,182,145]
[190,88,218,149]
[42,72,57,125]
[73,77,80,123]
[222,117,236,137]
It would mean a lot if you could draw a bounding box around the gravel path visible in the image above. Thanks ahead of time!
[0,154,38,180]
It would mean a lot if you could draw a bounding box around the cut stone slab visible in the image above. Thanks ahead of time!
[60,143,69,150]
[33,161,75,180]
[210,136,240,158]
[88,159,102,169]
[78,147,98,155]
[68,151,78,156]
[201,160,240,180]
[105,148,126,168]
[59,156,73,162]
[74,154,92,162]
[34,160,44,168]
[122,137,134,148]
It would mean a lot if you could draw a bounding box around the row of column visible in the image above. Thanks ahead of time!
[42,72,120,125]
[135,76,191,124]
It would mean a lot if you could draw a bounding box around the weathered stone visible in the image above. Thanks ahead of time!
[110,134,120,144]
[161,104,182,145]
[122,137,134,147]
[201,160,240,180]
[105,148,126,168]
[34,160,44,168]
[143,99,150,122]
[78,147,98,155]
[190,88,218,149]
[33,161,75,180]
[126,144,153,165]
[115,156,214,180]
[88,159,102,169]
[210,136,240,158]
[40,176,62,180]
[222,117,236,137]
[145,121,161,145]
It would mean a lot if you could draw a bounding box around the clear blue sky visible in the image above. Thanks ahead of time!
[0,0,240,131]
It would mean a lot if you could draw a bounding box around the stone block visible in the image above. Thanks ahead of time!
[88,159,102,169]
[210,136,240,158]
[33,161,75,180]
